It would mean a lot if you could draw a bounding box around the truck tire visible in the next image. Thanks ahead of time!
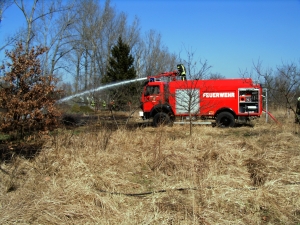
[216,112,235,128]
[153,112,171,127]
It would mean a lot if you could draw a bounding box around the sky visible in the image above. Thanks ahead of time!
[111,0,300,78]
[1,0,300,79]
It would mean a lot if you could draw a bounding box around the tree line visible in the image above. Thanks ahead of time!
[0,0,299,140]
[0,0,178,139]
[0,0,177,95]
[241,60,300,116]
[1,0,299,110]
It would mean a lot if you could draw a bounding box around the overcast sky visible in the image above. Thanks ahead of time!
[1,0,300,79]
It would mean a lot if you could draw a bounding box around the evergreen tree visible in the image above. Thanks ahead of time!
[102,36,136,83]
[102,36,138,108]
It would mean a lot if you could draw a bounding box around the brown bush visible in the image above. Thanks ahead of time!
[0,43,62,139]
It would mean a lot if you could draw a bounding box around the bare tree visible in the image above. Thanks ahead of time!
[34,1,76,77]
[174,80,201,135]
[67,0,121,91]
[274,63,300,115]
[64,0,154,98]
[253,60,300,117]
[0,0,15,52]
[14,0,44,52]
[209,72,225,79]
[141,30,178,76]
[0,0,13,24]
[179,46,212,80]
[10,0,74,93]
[175,47,212,135]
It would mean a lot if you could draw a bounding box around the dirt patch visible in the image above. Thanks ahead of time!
[0,141,44,162]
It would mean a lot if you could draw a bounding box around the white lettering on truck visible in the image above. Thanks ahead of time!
[203,92,235,98]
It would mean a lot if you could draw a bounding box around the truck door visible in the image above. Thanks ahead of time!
[142,84,163,112]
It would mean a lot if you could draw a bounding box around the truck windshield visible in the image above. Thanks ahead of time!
[144,85,160,96]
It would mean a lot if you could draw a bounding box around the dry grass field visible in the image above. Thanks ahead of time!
[0,110,300,224]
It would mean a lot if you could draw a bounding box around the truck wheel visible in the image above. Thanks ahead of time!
[153,112,171,127]
[216,112,235,128]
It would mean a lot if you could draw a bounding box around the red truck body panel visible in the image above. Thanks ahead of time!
[141,78,263,119]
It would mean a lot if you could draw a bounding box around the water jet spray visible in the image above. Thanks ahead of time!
[57,77,147,104]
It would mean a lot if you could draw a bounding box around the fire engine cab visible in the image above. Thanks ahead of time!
[139,65,263,127]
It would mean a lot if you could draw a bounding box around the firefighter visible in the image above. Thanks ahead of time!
[91,100,95,108]
[128,101,132,111]
[109,100,115,111]
[177,64,186,80]
[295,97,300,123]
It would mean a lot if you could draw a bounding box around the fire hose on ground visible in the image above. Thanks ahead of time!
[263,109,281,125]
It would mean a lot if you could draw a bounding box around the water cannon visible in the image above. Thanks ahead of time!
[57,77,147,104]
[147,71,178,82]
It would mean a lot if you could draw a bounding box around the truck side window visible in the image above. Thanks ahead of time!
[145,86,160,96]
[153,86,160,94]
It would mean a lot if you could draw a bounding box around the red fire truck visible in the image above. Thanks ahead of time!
[139,66,263,127]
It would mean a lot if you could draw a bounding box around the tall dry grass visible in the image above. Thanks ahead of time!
[0,112,300,224]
